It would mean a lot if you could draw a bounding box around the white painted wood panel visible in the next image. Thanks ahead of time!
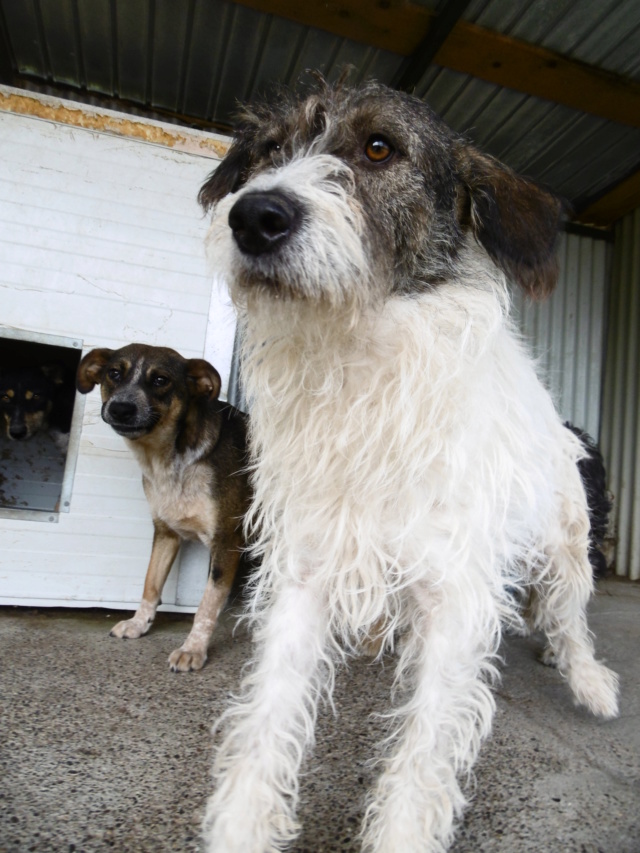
[0,100,233,611]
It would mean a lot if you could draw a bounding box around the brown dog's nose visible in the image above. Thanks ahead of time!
[107,400,138,424]
[229,191,300,256]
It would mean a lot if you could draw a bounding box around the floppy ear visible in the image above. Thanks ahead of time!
[198,138,254,211]
[76,348,114,393]
[186,359,221,400]
[178,360,223,454]
[459,147,565,299]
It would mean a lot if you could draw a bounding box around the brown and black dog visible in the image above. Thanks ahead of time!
[0,364,74,449]
[77,343,251,672]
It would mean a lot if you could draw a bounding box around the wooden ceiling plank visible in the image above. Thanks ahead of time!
[436,23,640,129]
[575,169,640,226]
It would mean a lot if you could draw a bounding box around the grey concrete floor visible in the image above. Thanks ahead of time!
[1,579,638,853]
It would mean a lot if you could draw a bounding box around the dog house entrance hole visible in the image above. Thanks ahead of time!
[0,328,83,521]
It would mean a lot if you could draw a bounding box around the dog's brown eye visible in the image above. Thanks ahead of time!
[152,375,169,387]
[365,135,394,163]
[107,368,121,382]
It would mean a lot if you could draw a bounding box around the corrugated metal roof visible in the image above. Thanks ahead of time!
[1,0,639,217]
[464,0,640,79]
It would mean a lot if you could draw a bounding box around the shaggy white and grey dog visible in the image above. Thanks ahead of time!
[198,78,619,853]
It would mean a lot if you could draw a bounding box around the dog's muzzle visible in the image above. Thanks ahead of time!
[229,190,301,256]
[9,423,28,440]
[103,399,150,437]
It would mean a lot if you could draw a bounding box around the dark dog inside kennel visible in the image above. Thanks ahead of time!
[0,333,81,516]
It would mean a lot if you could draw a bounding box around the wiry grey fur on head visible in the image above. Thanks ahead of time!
[200,79,564,301]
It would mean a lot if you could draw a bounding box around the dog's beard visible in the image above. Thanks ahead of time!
[206,154,387,324]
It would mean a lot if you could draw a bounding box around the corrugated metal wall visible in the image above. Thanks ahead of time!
[600,207,640,580]
[512,231,611,440]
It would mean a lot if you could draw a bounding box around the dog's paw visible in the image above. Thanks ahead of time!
[572,661,620,720]
[110,617,150,640]
[168,647,207,672]
[539,643,558,667]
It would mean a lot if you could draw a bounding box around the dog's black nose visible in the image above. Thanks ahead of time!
[229,191,299,256]
[107,400,137,424]
[9,425,27,440]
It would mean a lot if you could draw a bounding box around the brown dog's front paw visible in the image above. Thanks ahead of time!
[110,617,150,639]
[168,647,207,672]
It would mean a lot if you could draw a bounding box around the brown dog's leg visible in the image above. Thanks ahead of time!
[110,520,181,639]
[168,538,242,672]
[360,616,388,658]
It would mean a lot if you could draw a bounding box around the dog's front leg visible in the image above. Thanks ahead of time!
[168,542,242,672]
[203,579,330,853]
[362,577,500,853]
[110,520,181,640]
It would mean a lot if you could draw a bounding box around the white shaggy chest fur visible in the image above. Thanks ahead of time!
[129,446,218,547]
[204,240,620,853]
[240,246,581,644]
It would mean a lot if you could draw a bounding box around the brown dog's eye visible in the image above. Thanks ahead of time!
[364,135,394,164]
[152,375,169,387]
[263,140,281,157]
[107,368,121,382]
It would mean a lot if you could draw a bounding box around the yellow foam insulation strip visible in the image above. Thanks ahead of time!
[0,88,230,159]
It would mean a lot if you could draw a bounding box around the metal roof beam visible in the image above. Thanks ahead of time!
[393,0,473,93]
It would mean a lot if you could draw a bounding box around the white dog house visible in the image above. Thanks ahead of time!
[0,86,234,611]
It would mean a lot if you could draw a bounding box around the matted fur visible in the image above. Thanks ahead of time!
[200,79,619,853]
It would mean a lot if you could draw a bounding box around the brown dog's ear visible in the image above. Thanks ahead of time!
[178,359,223,454]
[198,138,254,211]
[459,147,565,299]
[186,359,221,400]
[76,348,114,393]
